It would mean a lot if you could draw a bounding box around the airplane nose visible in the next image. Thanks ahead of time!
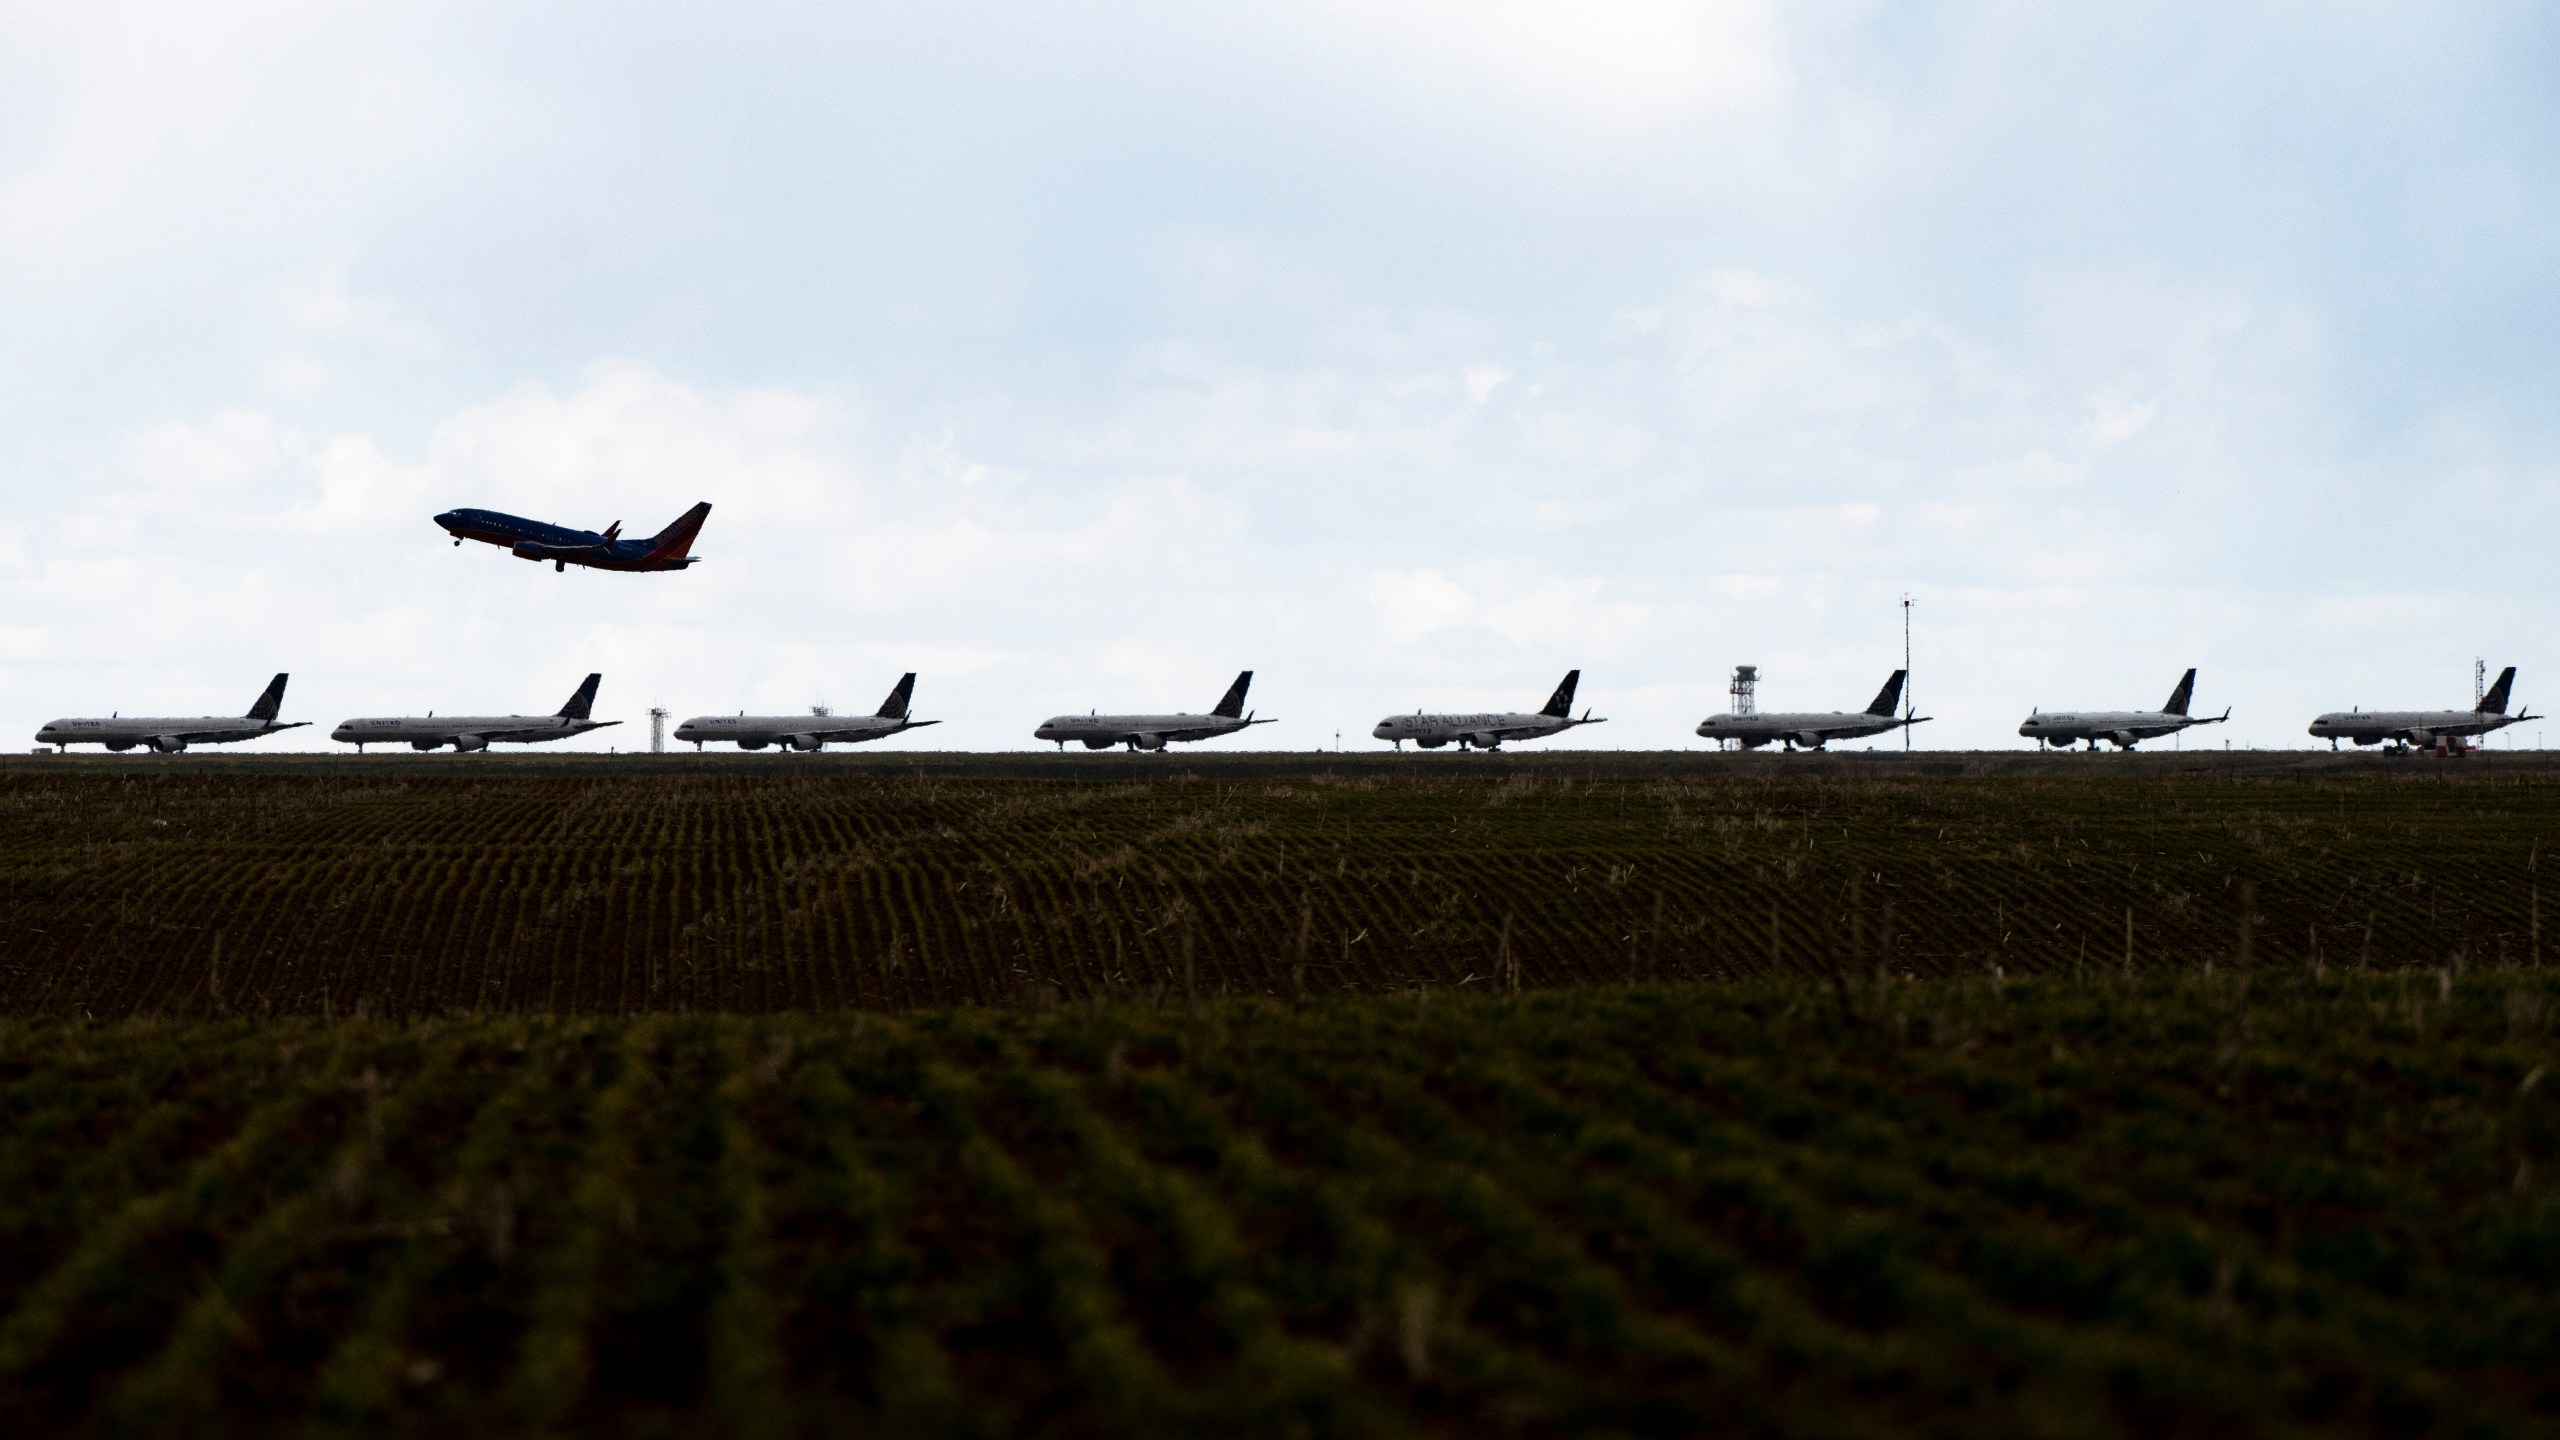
[1371,724,1391,738]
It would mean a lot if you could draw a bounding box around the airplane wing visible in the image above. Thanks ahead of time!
[509,539,617,562]
[175,720,310,742]
[1165,716,1276,743]
[472,718,622,742]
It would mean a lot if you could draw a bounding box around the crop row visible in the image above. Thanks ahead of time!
[1,766,2557,1015]
[0,970,2552,1435]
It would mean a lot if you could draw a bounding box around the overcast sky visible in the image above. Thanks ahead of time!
[7,2,2559,752]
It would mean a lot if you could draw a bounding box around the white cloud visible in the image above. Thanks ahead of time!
[1367,568,1475,645]
[1308,0,1788,131]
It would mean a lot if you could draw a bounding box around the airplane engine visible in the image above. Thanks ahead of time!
[2111,730,2137,749]
[147,736,187,754]
[785,734,824,752]
[104,740,134,752]
[1082,737,1116,750]
[1738,737,1768,750]
[1416,737,1447,749]
[2353,735,2380,746]
[1130,732,1167,751]
[1797,732,1826,749]
[411,739,441,751]
[1467,733,1501,749]
[450,734,488,753]
[2407,730,2433,749]
[511,541,546,561]
[738,738,768,750]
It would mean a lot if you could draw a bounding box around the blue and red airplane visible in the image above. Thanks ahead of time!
[435,502,711,572]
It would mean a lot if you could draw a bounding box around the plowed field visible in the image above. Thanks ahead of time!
[0,754,2552,1016]
[0,976,2552,1435]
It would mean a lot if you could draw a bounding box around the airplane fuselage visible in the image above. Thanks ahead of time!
[2020,710,2220,749]
[2307,709,2522,747]
[34,716,306,753]
[676,715,939,751]
[1372,711,1595,750]
[1034,713,1260,751]
[1695,712,1910,750]
[435,508,703,572]
[330,715,619,752]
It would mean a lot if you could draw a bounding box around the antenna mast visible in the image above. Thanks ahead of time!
[648,707,669,754]
[1902,594,1915,751]
[2477,657,2487,709]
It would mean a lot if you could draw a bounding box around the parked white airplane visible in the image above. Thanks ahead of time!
[1695,670,1926,750]
[678,673,940,751]
[332,674,619,752]
[35,674,306,753]
[2020,669,2228,750]
[1372,671,1605,750]
[2308,666,2533,753]
[1034,671,1272,751]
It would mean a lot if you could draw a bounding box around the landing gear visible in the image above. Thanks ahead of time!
[554,560,566,572]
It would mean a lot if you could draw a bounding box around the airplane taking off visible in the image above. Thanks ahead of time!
[1372,671,1605,750]
[2019,669,2229,750]
[2308,666,2534,754]
[35,674,306,753]
[332,674,620,752]
[1034,671,1272,751]
[677,673,941,751]
[435,502,711,572]
[1695,670,1925,751]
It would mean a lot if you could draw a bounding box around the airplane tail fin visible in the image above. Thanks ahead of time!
[2481,665,2516,714]
[556,673,603,720]
[645,502,713,561]
[2163,668,2197,717]
[876,672,917,720]
[1212,670,1253,719]
[246,673,288,721]
[1541,669,1581,719]
[1865,669,1908,718]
